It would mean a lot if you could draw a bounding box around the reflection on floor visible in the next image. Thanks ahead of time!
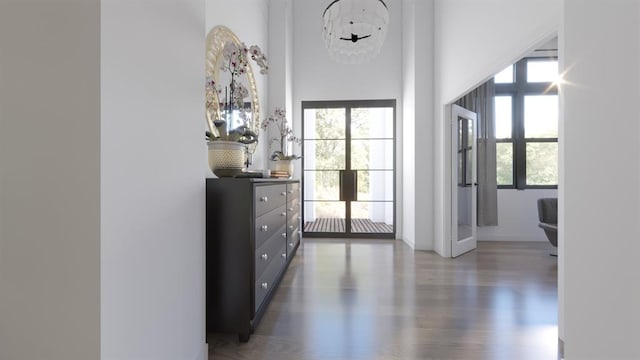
[304,218,393,233]
[208,240,558,360]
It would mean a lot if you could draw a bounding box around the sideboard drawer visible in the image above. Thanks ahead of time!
[255,205,287,249]
[254,244,286,312]
[287,211,300,232]
[287,228,300,258]
[286,182,300,202]
[255,226,286,280]
[287,197,300,214]
[255,184,287,217]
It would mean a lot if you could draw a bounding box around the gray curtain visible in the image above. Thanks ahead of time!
[455,79,498,226]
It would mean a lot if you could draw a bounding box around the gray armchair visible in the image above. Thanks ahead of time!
[537,198,558,254]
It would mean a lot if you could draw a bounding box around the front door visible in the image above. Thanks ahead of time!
[302,100,395,238]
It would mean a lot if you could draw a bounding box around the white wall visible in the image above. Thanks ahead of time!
[268,0,294,165]
[293,0,403,102]
[435,0,563,105]
[101,1,207,359]
[293,0,404,237]
[402,0,416,247]
[0,2,101,359]
[207,0,269,170]
[433,0,562,256]
[402,0,434,249]
[478,189,558,242]
[562,1,640,358]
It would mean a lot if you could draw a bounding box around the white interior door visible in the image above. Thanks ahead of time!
[451,105,477,257]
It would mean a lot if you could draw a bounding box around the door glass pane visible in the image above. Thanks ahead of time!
[351,107,393,139]
[457,116,473,242]
[465,149,473,186]
[356,170,393,201]
[458,121,464,150]
[524,95,558,138]
[467,119,474,148]
[494,96,512,139]
[526,142,558,185]
[303,140,345,170]
[350,139,393,170]
[304,171,340,200]
[457,185,473,241]
[457,152,464,186]
[303,108,345,139]
[527,60,558,83]
[494,65,514,83]
[303,201,345,233]
[496,142,514,186]
[351,202,393,234]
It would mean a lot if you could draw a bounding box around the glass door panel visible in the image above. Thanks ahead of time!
[350,106,394,236]
[303,108,345,139]
[303,140,345,170]
[356,171,394,201]
[303,171,341,200]
[302,101,395,238]
[350,107,394,138]
[350,139,394,169]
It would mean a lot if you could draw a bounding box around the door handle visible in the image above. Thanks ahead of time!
[339,170,346,201]
[352,170,358,202]
[339,170,358,201]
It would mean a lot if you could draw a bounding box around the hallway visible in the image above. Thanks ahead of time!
[208,240,558,360]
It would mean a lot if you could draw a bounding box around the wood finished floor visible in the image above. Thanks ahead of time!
[208,240,558,360]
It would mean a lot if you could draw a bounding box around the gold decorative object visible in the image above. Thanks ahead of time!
[205,25,261,155]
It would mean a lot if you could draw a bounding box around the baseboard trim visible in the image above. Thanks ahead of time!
[195,342,208,360]
[477,234,548,242]
[402,237,415,249]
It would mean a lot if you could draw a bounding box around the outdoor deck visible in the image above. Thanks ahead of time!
[303,218,393,233]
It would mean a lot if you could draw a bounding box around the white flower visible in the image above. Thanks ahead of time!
[232,82,249,106]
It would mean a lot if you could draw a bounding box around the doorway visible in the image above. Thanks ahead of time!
[301,100,396,238]
[451,105,477,257]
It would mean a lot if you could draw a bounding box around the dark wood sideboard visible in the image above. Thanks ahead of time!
[206,178,301,342]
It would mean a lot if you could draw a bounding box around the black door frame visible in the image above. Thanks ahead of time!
[301,99,396,239]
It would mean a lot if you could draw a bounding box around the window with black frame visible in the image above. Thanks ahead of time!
[494,57,559,189]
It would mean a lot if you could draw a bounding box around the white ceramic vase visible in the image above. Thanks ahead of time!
[208,141,246,177]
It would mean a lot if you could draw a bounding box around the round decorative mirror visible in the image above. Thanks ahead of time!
[205,25,261,154]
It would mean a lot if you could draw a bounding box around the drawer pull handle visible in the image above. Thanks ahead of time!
[281,191,287,196]
[261,253,268,261]
[261,225,268,232]
[261,282,268,290]
[281,232,287,238]
[289,242,294,247]
[281,212,286,217]
[288,207,294,212]
[281,253,287,259]
[288,190,294,194]
[260,196,268,203]
[289,225,294,230]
